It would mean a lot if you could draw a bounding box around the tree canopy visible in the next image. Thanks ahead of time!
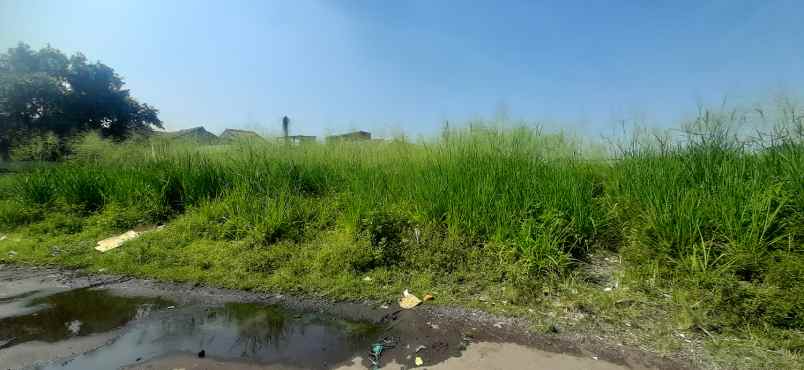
[0,43,162,159]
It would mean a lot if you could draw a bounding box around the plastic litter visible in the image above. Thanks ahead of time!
[423,293,434,302]
[95,230,140,252]
[415,356,424,366]
[368,337,397,370]
[399,289,422,309]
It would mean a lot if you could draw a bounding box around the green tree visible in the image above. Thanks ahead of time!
[0,43,162,160]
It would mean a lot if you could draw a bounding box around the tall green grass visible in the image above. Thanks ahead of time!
[1,109,802,352]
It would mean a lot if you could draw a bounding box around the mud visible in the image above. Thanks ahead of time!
[130,342,633,370]
[0,264,692,370]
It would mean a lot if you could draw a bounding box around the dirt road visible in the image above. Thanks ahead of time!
[0,265,688,370]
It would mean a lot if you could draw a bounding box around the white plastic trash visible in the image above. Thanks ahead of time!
[95,230,140,252]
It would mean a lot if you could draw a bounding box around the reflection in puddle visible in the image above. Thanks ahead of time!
[0,288,69,319]
[66,320,82,335]
[0,288,171,349]
[0,289,45,303]
[37,302,382,370]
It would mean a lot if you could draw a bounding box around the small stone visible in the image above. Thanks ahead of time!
[7,250,17,257]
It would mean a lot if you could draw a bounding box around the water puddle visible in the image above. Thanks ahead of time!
[43,302,383,370]
[0,288,171,350]
[0,284,383,370]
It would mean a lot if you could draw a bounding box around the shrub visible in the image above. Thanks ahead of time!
[10,132,64,162]
[356,211,410,269]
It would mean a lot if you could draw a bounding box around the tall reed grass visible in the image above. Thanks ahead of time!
[2,108,802,340]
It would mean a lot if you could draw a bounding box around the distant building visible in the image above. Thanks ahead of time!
[286,135,317,145]
[326,131,371,143]
[155,126,218,144]
[220,129,263,141]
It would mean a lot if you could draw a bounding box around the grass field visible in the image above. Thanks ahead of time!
[1,108,803,368]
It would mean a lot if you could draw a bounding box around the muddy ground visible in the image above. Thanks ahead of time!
[0,264,692,370]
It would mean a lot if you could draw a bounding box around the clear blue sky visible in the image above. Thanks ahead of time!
[2,0,803,138]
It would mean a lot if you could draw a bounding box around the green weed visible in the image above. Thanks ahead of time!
[0,109,802,368]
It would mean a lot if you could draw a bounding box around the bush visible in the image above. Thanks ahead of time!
[357,211,410,269]
[10,132,64,162]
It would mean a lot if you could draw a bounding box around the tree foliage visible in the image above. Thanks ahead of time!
[0,43,162,159]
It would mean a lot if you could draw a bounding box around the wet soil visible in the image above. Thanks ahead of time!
[0,264,692,370]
